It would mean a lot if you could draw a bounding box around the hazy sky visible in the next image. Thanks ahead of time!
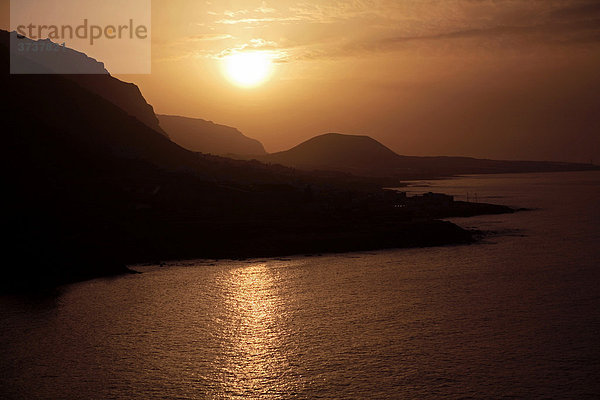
[2,0,599,162]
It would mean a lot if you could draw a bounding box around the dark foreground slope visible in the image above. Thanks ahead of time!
[260,133,598,178]
[158,114,266,156]
[2,31,511,291]
[67,74,168,137]
[8,32,166,137]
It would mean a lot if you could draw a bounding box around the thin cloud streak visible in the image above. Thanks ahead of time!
[196,0,600,63]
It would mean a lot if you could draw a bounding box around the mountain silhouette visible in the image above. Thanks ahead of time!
[2,30,306,288]
[8,32,167,136]
[9,31,108,74]
[3,30,441,289]
[264,133,402,175]
[158,115,266,156]
[259,133,597,178]
[67,75,168,137]
[0,30,528,291]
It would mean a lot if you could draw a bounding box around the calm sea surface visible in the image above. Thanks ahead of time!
[1,171,599,399]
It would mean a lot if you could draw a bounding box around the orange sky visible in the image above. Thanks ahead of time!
[2,0,599,162]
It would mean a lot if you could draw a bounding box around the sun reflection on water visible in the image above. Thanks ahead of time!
[220,263,296,398]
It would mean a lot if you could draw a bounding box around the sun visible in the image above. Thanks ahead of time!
[223,52,274,88]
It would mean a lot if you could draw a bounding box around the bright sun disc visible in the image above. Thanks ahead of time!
[223,52,273,88]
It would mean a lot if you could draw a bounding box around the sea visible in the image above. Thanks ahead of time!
[1,171,599,399]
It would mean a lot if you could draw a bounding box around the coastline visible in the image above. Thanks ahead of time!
[1,199,514,294]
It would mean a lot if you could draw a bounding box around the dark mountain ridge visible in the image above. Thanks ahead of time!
[2,31,522,292]
[265,133,404,175]
[8,31,167,136]
[11,31,591,181]
[258,133,597,178]
[68,74,168,137]
[158,114,265,156]
[4,30,487,291]
[9,33,108,74]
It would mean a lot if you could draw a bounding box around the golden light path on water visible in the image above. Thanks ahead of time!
[218,263,298,398]
[1,172,599,399]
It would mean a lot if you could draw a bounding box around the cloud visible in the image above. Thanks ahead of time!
[255,1,276,14]
[224,9,249,18]
[187,34,233,42]
[198,0,600,63]
[215,16,306,25]
[377,18,600,47]
[197,37,287,61]
[547,1,600,19]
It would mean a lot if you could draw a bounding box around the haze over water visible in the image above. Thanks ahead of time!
[1,171,599,399]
